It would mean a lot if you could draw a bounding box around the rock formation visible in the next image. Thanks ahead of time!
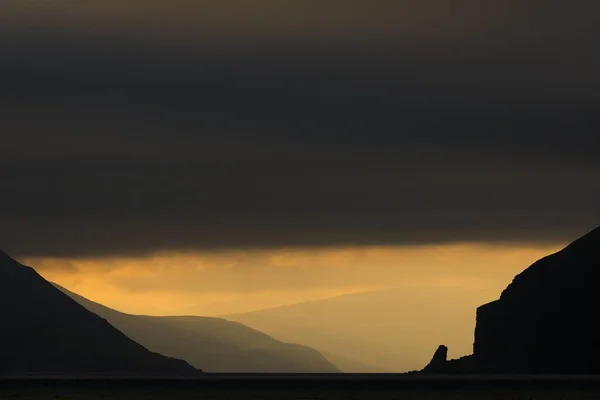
[422,225,600,374]
[422,345,448,372]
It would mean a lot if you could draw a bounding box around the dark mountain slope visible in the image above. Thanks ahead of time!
[54,284,339,373]
[425,225,600,373]
[474,225,600,373]
[0,250,197,375]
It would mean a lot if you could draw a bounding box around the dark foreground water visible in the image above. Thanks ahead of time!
[3,374,600,399]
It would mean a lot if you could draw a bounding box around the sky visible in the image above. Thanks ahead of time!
[1,1,599,327]
[25,244,560,317]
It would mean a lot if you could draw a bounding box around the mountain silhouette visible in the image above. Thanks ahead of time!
[0,250,198,375]
[54,284,339,373]
[423,225,600,373]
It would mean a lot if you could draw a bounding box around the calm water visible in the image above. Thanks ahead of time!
[3,375,600,399]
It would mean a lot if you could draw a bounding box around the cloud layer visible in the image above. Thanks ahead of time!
[1,1,599,257]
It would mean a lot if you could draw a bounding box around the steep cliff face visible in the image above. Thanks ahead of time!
[473,226,600,373]
[421,226,600,374]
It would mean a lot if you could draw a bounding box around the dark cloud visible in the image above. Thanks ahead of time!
[1,1,599,257]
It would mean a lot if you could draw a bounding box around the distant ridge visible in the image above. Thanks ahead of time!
[0,250,199,375]
[223,286,487,372]
[54,284,339,373]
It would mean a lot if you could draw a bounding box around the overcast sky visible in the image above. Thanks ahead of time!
[1,0,599,257]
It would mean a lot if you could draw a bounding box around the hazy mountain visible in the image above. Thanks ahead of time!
[55,284,339,372]
[223,286,492,372]
[0,250,197,375]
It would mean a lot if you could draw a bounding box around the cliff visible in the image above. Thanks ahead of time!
[423,225,600,374]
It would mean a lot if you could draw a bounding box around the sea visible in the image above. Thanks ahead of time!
[2,374,600,399]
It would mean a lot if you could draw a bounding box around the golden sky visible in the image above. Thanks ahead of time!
[27,243,561,316]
